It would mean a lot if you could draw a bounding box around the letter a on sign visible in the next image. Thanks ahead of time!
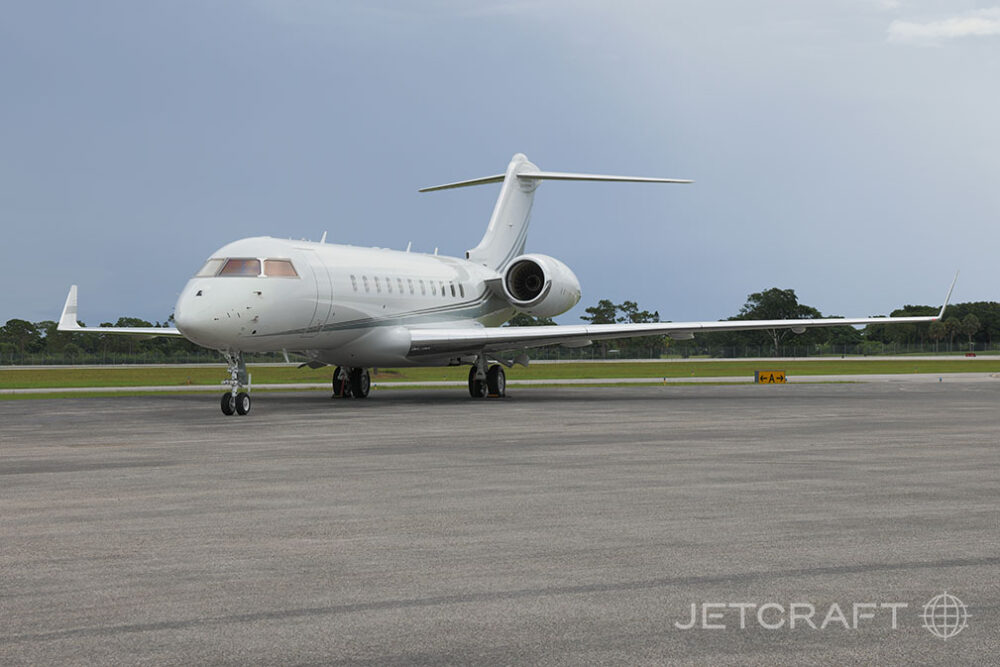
[755,370,786,384]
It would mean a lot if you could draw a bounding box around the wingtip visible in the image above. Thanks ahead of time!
[58,285,80,330]
[937,271,959,320]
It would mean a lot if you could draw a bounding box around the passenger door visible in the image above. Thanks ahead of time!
[300,249,333,337]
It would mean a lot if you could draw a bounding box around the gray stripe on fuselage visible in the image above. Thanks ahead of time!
[257,290,502,338]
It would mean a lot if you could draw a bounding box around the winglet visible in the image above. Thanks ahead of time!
[937,272,959,320]
[58,285,81,331]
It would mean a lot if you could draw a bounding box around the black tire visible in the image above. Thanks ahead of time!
[350,368,371,398]
[235,391,251,415]
[332,366,352,398]
[486,365,506,397]
[220,392,236,416]
[468,366,487,398]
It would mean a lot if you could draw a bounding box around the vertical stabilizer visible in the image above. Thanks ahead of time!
[466,153,540,270]
[418,153,691,270]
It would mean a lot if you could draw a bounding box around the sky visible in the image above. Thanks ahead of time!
[2,1,998,326]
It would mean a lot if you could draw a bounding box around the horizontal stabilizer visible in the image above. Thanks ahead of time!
[520,171,691,185]
[418,174,505,192]
[419,171,691,192]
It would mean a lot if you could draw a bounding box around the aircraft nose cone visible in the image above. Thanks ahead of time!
[174,286,225,348]
[173,296,200,338]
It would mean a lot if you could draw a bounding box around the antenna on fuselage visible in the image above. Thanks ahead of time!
[434,247,439,255]
[406,241,412,252]
[320,231,328,243]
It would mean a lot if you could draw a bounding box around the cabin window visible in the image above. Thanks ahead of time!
[430,281,436,296]
[450,283,456,297]
[397,278,404,293]
[363,276,370,292]
[407,278,414,294]
[386,276,392,293]
[350,275,358,291]
[419,280,426,295]
[218,258,261,277]
[459,284,465,298]
[440,281,446,298]
[195,258,225,277]
[263,259,298,278]
[374,276,382,293]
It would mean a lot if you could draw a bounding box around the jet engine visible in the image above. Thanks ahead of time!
[501,253,581,317]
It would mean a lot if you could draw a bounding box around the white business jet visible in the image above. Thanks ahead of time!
[58,154,954,415]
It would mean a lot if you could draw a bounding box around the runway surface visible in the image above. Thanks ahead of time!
[2,384,998,664]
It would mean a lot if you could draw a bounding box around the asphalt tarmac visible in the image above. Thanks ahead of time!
[2,383,998,665]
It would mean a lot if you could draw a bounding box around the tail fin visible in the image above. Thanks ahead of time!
[419,153,691,270]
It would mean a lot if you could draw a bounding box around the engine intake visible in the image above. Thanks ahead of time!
[501,254,581,318]
[506,259,546,301]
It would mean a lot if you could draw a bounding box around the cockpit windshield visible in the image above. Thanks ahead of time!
[195,258,226,277]
[263,259,298,277]
[194,257,299,278]
[219,258,261,276]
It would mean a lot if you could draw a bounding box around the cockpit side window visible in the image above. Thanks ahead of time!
[263,259,298,278]
[195,258,225,277]
[218,258,261,277]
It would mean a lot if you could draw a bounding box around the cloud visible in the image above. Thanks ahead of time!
[888,7,1000,45]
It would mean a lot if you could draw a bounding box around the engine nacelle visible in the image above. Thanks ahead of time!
[501,253,582,318]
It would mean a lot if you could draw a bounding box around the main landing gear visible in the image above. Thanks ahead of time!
[220,352,252,416]
[468,358,506,398]
[331,366,371,399]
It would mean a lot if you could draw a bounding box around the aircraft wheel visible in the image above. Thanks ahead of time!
[486,365,506,397]
[235,391,251,416]
[221,392,236,416]
[350,368,371,398]
[468,366,487,398]
[332,366,352,398]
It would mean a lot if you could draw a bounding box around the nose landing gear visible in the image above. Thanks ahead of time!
[220,352,251,416]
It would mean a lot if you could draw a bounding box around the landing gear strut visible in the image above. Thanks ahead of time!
[220,352,251,416]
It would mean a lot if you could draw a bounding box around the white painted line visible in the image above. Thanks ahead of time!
[3,373,998,394]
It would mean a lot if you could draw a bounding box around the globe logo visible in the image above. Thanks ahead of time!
[921,592,970,640]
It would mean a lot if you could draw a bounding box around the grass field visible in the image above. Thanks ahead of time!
[2,358,999,390]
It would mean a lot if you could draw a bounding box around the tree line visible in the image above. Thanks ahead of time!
[2,288,997,363]
[0,316,215,363]
[506,287,995,357]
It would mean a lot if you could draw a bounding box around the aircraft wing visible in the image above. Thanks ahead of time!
[57,285,184,338]
[407,314,934,356]
[409,277,957,357]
